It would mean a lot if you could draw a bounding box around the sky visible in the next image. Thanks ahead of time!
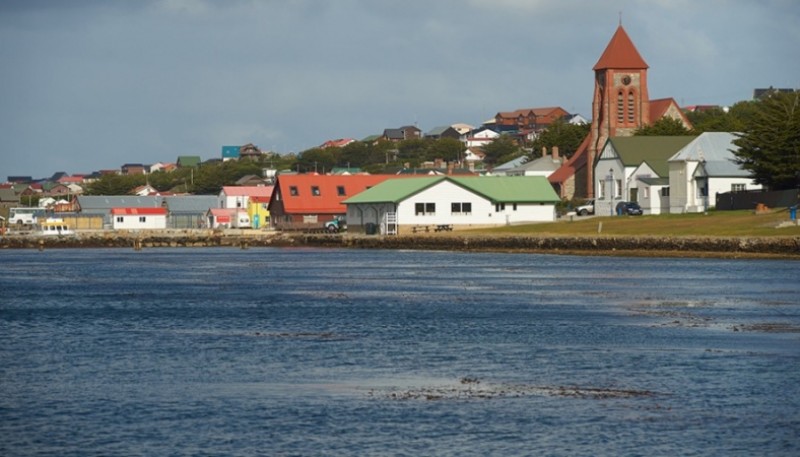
[2,0,799,179]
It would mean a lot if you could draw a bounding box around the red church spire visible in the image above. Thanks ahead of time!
[593,25,648,71]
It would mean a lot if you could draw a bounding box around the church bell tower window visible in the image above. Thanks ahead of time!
[627,90,635,123]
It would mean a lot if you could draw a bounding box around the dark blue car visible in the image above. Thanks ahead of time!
[616,201,643,216]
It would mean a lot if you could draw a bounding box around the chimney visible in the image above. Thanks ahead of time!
[542,146,547,158]
[552,146,560,160]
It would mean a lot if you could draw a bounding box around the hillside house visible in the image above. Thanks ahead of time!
[494,107,571,132]
[382,126,422,142]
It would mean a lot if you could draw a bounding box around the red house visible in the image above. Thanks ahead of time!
[268,174,396,229]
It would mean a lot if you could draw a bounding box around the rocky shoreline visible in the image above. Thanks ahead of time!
[2,230,799,259]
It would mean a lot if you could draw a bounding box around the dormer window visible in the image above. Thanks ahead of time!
[337,186,346,196]
[311,186,320,196]
[289,186,298,196]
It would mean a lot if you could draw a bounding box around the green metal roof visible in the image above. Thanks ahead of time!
[449,176,560,203]
[343,176,560,204]
[344,177,443,204]
[607,136,696,177]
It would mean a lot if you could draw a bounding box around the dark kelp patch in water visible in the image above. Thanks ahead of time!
[367,377,661,401]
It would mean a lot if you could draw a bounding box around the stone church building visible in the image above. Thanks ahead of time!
[549,24,692,200]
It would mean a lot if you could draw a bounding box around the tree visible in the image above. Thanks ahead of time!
[530,119,590,159]
[634,117,693,136]
[426,137,465,163]
[190,160,266,194]
[685,101,761,133]
[338,141,371,168]
[396,138,429,167]
[733,91,800,190]
[481,135,521,166]
[293,147,338,173]
[84,173,145,195]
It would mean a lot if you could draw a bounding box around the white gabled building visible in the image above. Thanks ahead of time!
[219,185,274,210]
[594,136,696,215]
[464,127,500,148]
[667,132,761,213]
[343,176,560,234]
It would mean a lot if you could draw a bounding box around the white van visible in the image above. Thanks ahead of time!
[9,207,45,225]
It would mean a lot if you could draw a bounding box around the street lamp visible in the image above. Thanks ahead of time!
[608,168,614,216]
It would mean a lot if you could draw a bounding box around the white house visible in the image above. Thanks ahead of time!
[464,127,500,148]
[219,185,274,210]
[504,147,564,178]
[594,136,696,215]
[343,176,560,234]
[111,207,167,230]
[667,132,761,213]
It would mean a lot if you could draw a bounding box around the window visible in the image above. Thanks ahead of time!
[289,186,299,196]
[139,216,146,223]
[116,216,123,223]
[451,202,472,214]
[627,91,635,122]
[599,180,606,199]
[337,186,346,196]
[615,179,622,198]
[415,202,436,216]
[311,186,320,196]
[495,203,506,212]
[617,91,624,122]
[643,187,649,199]
[732,183,746,192]
[661,187,670,197]
[512,203,517,211]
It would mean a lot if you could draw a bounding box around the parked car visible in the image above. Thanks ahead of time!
[616,201,643,216]
[575,199,595,216]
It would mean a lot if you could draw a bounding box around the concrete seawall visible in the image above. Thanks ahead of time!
[3,231,799,259]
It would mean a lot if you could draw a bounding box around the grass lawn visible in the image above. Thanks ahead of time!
[473,208,800,238]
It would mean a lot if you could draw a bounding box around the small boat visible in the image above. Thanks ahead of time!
[39,218,75,236]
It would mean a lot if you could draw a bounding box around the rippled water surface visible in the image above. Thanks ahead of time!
[1,248,799,456]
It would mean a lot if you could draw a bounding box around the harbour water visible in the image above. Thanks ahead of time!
[1,248,799,456]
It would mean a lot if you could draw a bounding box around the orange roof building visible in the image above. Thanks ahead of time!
[268,174,397,228]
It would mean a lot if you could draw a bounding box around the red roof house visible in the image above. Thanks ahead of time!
[268,174,396,228]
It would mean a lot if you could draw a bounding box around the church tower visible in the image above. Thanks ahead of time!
[586,24,650,198]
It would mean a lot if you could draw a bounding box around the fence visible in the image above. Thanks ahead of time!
[716,189,799,211]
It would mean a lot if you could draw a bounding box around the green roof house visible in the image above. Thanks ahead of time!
[595,136,696,215]
[343,175,560,234]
